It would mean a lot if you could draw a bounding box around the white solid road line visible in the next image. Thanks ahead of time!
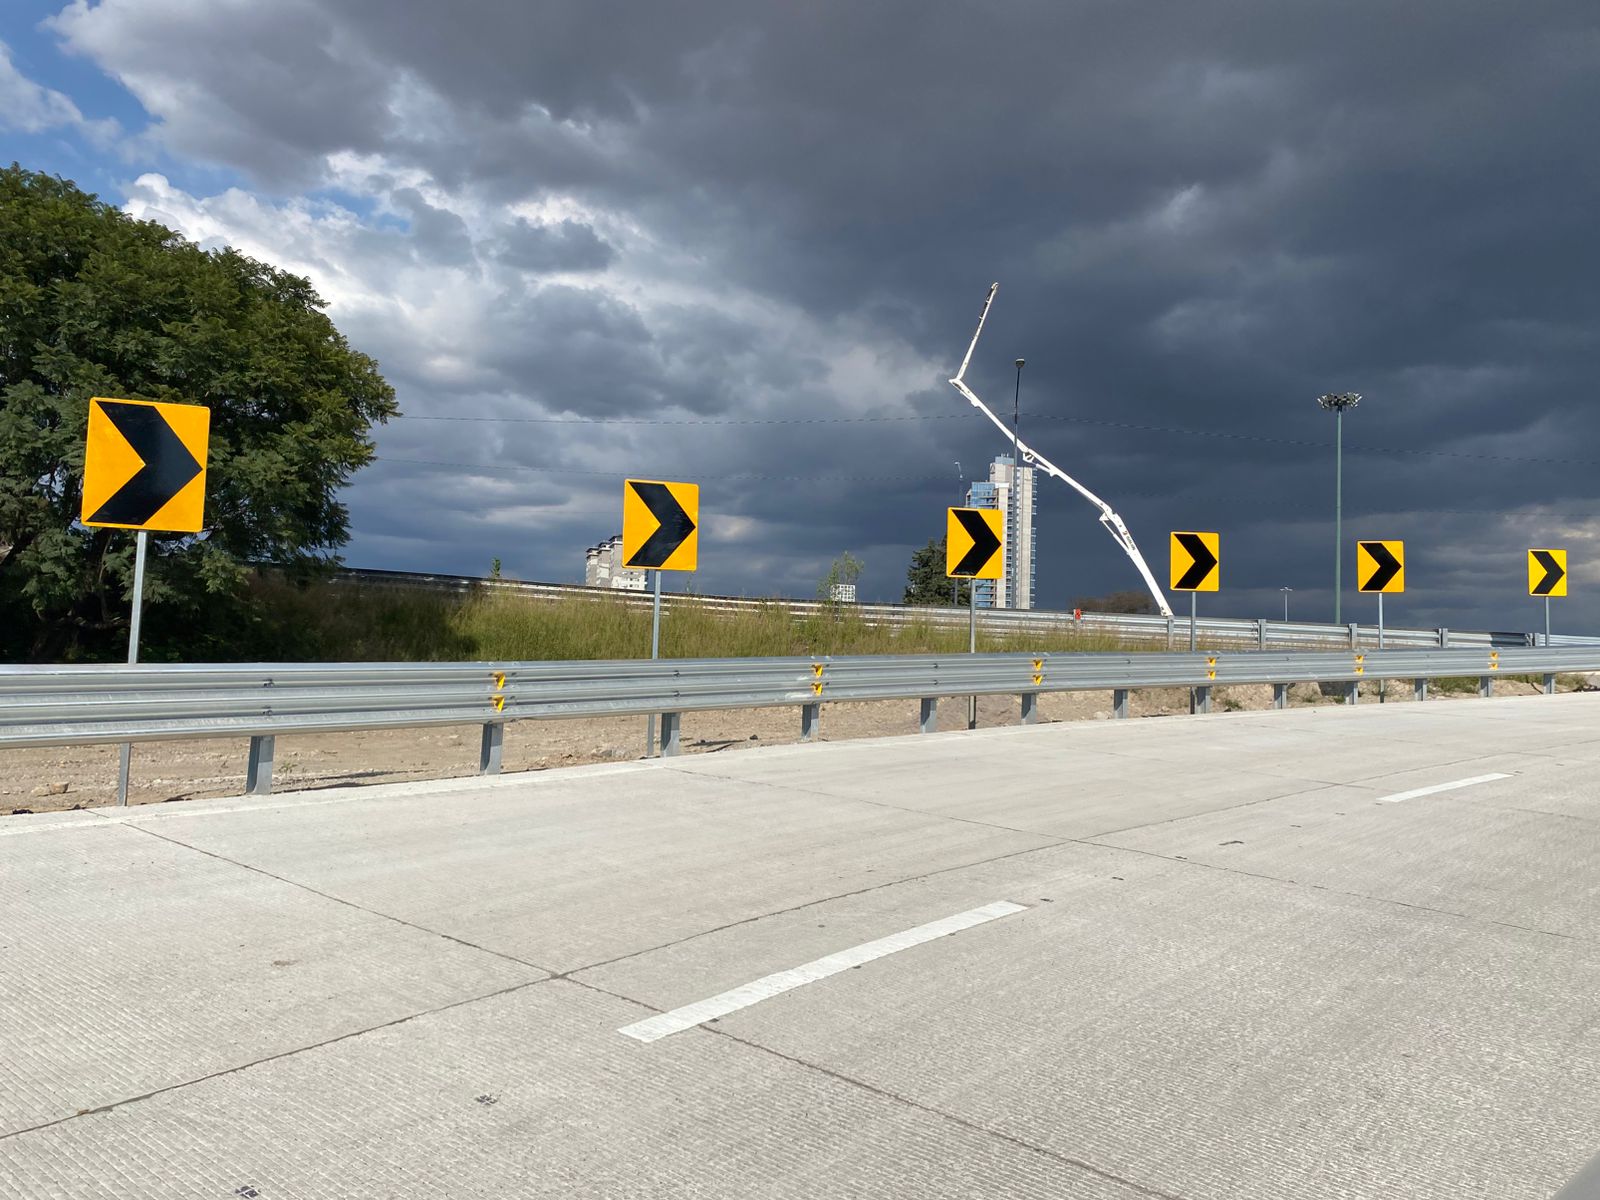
[1377,772,1513,804]
[618,900,1028,1043]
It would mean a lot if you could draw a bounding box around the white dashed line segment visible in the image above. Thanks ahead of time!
[618,900,1028,1043]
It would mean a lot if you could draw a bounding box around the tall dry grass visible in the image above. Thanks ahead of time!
[250,577,1141,662]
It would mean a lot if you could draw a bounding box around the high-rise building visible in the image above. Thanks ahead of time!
[965,455,1036,609]
[584,535,647,591]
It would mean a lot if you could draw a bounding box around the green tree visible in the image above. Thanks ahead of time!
[902,538,969,606]
[0,166,396,661]
[1072,589,1154,614]
[816,550,864,601]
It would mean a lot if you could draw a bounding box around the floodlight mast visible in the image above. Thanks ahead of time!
[949,282,1174,618]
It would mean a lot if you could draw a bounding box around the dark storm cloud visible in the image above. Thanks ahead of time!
[495,218,616,273]
[50,0,1600,626]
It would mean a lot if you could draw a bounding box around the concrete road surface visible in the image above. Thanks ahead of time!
[4,695,1600,1198]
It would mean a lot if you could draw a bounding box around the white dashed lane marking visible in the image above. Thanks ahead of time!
[618,901,1028,1043]
[1377,772,1512,804]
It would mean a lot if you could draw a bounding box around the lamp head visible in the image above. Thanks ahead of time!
[1014,358,1026,369]
[1317,392,1361,412]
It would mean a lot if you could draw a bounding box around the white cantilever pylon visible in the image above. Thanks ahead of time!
[948,282,1174,618]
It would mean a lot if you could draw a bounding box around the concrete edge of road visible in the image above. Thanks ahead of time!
[1,690,1588,835]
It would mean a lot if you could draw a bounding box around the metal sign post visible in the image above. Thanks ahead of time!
[1378,592,1385,703]
[1168,530,1221,716]
[968,582,977,730]
[116,531,149,805]
[1546,595,1552,648]
[1189,591,1197,714]
[645,569,662,756]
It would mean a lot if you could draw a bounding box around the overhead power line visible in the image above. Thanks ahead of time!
[388,411,1597,469]
[368,455,1596,519]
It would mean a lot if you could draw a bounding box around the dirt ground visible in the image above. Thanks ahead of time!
[4,675,1574,815]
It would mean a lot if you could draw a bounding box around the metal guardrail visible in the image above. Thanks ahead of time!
[4,646,1596,798]
[332,567,1589,651]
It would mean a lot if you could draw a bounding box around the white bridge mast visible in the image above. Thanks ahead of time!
[948,282,1174,618]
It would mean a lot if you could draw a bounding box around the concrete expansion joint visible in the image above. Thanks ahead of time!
[118,819,560,976]
[1082,838,1591,947]
[703,1026,1191,1200]
[658,761,1069,843]
[0,973,550,1145]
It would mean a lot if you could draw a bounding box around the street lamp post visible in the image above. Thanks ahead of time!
[1280,587,1293,622]
[1317,393,1361,624]
[1011,358,1025,610]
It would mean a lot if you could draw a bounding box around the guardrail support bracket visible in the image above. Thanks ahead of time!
[1194,685,1212,714]
[1272,683,1288,711]
[800,702,821,741]
[919,697,938,734]
[1544,673,1557,696]
[1479,676,1494,699]
[1414,678,1428,702]
[479,723,504,775]
[1020,693,1039,725]
[246,735,275,795]
[1113,688,1130,719]
[659,712,682,757]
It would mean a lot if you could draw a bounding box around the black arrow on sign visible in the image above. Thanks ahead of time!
[1360,541,1402,592]
[1531,549,1566,596]
[626,481,695,568]
[86,401,203,527]
[1173,532,1218,590]
[951,508,1002,576]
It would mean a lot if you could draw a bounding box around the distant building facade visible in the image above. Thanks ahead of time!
[584,535,647,591]
[964,455,1036,609]
[828,582,858,603]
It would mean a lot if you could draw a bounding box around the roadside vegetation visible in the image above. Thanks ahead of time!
[238,576,1139,663]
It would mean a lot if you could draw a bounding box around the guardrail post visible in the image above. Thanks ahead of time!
[1479,676,1493,699]
[1272,683,1288,710]
[1166,615,1174,650]
[1543,673,1557,695]
[478,723,504,775]
[1258,619,1268,650]
[1345,681,1359,705]
[245,735,275,795]
[1348,623,1359,649]
[1020,693,1039,725]
[1414,678,1428,702]
[919,697,938,734]
[800,702,821,741]
[1438,627,1449,648]
[1113,688,1130,719]
[659,712,682,757]
[1194,685,1212,714]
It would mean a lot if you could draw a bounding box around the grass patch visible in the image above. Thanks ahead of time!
[246,577,1144,663]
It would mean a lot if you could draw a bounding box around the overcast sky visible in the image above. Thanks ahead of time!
[5,1,1599,633]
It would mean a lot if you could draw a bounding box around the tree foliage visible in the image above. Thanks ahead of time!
[902,537,969,606]
[1072,589,1155,614]
[0,165,396,661]
[816,550,864,601]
